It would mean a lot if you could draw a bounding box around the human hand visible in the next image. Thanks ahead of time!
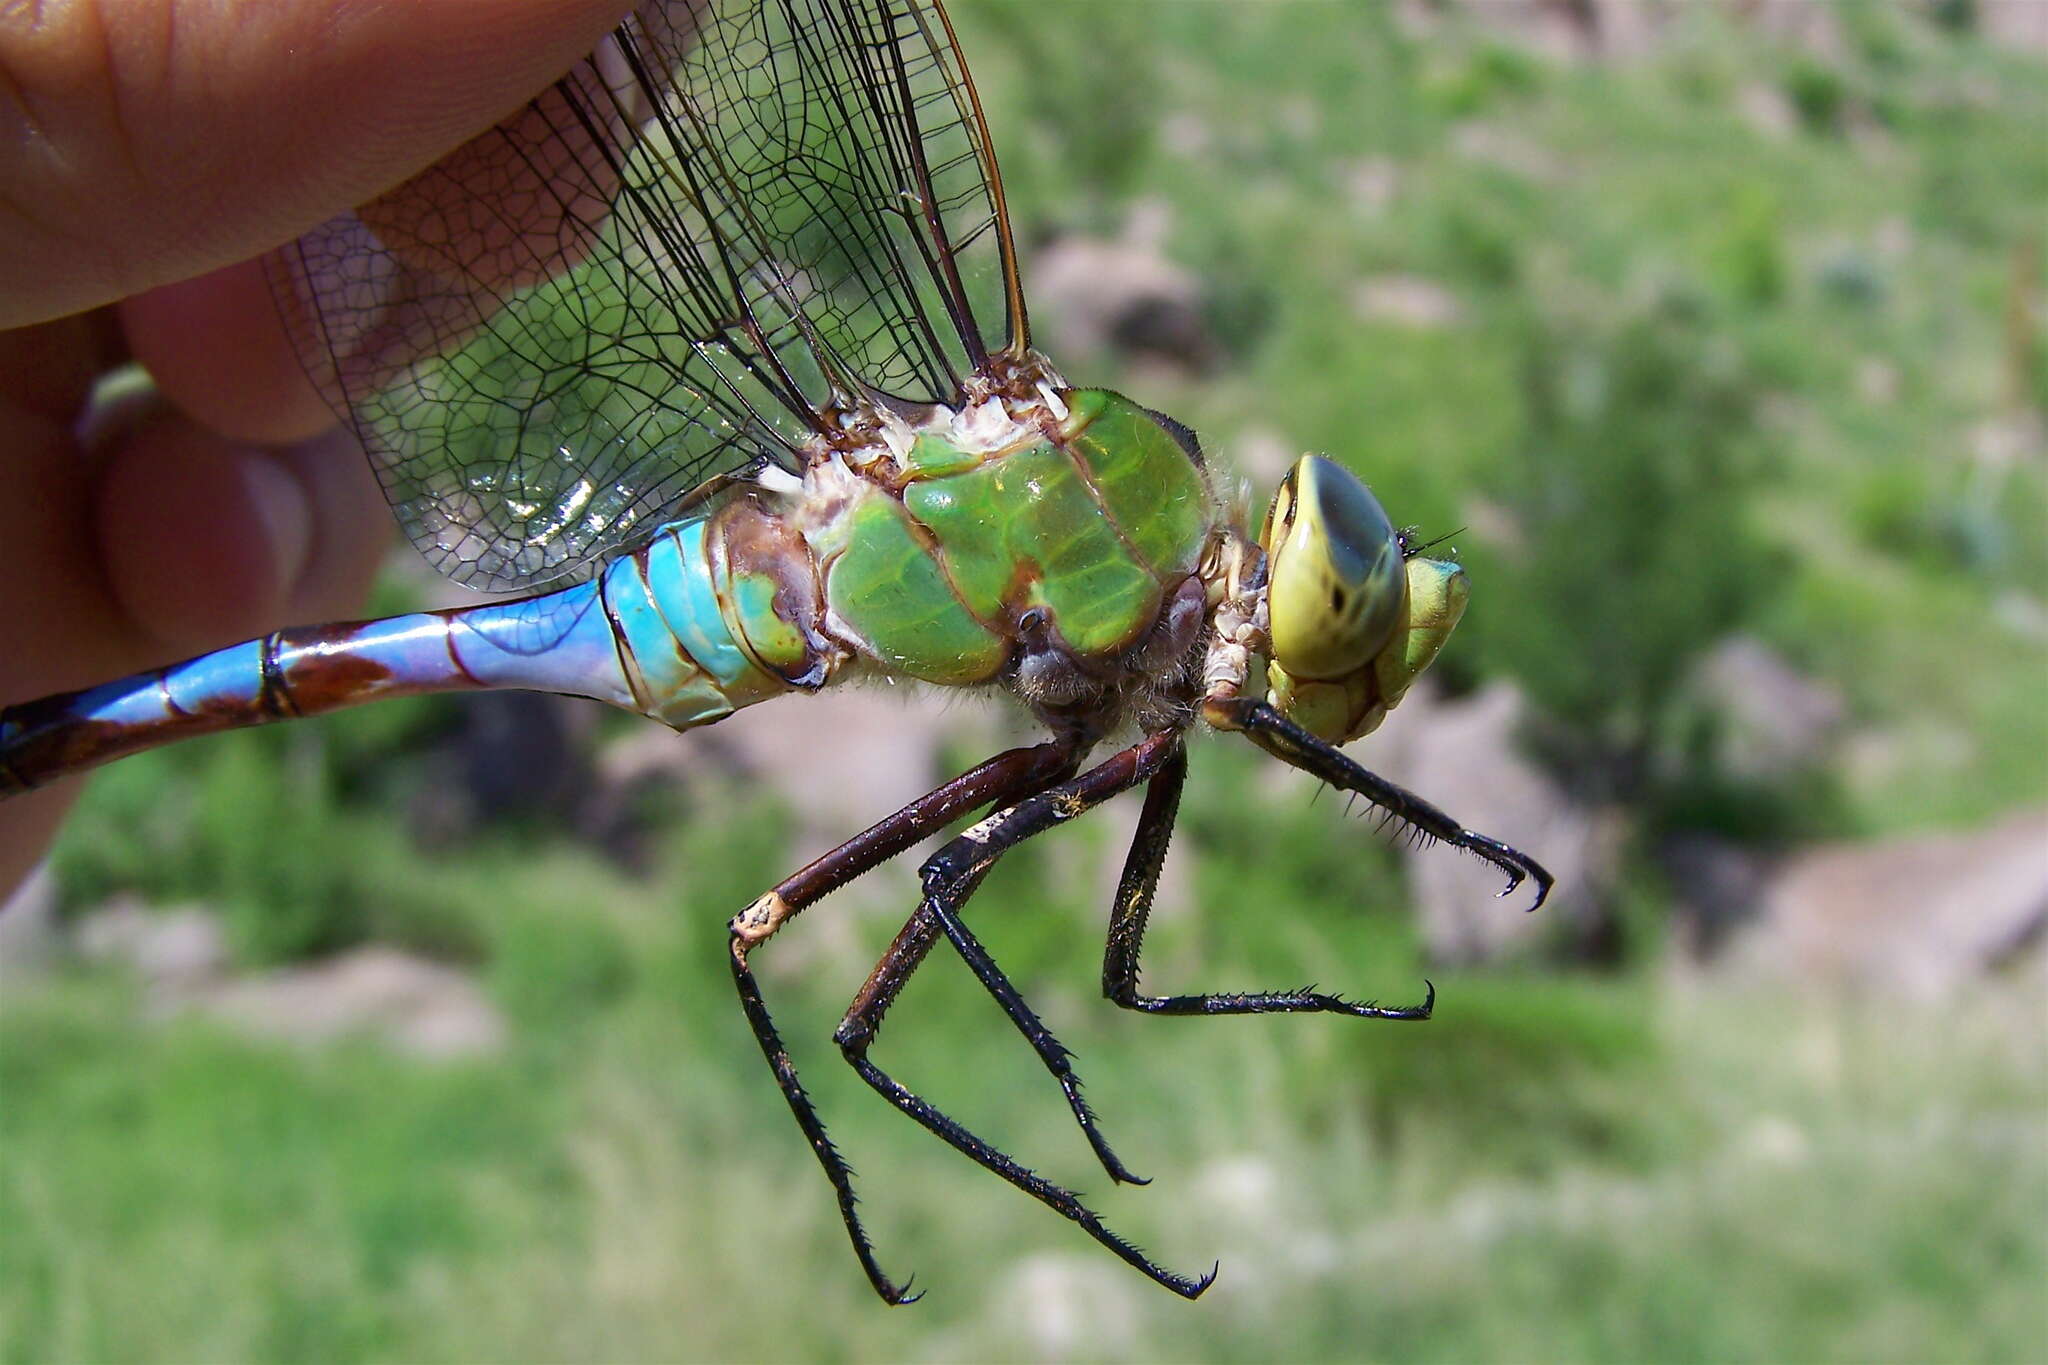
[0,0,631,899]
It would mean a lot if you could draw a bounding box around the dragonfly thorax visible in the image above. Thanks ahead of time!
[763,385,1222,736]
[808,350,1073,489]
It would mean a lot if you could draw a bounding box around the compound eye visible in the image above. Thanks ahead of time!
[1264,456,1404,680]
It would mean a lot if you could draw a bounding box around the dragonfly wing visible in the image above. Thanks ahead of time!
[269,0,1024,592]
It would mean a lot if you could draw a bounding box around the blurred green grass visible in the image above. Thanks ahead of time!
[8,1,2048,1360]
[7,800,2043,1360]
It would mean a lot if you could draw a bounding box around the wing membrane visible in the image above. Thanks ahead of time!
[269,0,1022,591]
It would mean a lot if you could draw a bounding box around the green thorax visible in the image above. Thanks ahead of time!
[810,389,1213,687]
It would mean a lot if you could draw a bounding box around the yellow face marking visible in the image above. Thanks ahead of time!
[1258,458,1470,744]
[1262,456,1406,682]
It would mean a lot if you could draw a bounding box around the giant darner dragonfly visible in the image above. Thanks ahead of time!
[0,0,1551,1302]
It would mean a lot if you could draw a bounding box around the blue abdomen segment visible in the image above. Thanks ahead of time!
[0,517,788,795]
[1,584,624,795]
[600,518,788,727]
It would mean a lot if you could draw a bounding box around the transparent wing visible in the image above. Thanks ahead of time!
[268,0,1023,591]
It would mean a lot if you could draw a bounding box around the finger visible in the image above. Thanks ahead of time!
[94,413,392,658]
[0,339,387,904]
[0,347,118,899]
[0,0,631,326]
[0,310,127,421]
[118,259,334,446]
[273,426,394,627]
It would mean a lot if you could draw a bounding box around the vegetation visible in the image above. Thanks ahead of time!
[6,2,2045,1360]
[7,784,2044,1361]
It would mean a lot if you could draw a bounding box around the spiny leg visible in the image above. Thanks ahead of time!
[868,738,1166,1185]
[1101,742,1433,1019]
[922,890,1151,1184]
[831,884,1144,1189]
[829,754,1163,1190]
[788,746,1150,1186]
[905,804,1151,1186]
[835,732,1218,1299]
[728,740,1074,1305]
[836,907,1152,1196]
[1204,696,1555,911]
[843,893,1151,1187]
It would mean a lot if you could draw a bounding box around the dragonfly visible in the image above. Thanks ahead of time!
[1,0,1550,1302]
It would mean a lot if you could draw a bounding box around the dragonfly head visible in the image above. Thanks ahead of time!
[1258,456,1467,743]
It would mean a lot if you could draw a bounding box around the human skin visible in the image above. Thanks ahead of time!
[0,0,634,900]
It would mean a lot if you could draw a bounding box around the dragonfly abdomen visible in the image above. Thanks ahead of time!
[0,507,833,795]
[0,587,648,795]
[599,504,823,728]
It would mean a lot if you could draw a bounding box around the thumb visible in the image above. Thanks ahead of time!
[0,0,632,327]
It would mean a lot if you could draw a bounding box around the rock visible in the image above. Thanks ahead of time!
[1725,808,2048,1000]
[1993,589,2048,643]
[1734,1113,1812,1169]
[1364,681,1615,964]
[67,899,505,1060]
[1982,0,2048,53]
[1029,203,1217,375]
[1585,0,1664,61]
[1229,426,1300,488]
[1738,82,1800,139]
[1452,122,1568,181]
[1399,0,1596,63]
[1873,216,1914,262]
[75,897,230,988]
[1741,0,1848,63]
[1969,411,2045,471]
[1353,275,1465,329]
[1658,833,1773,959]
[990,1253,1142,1361]
[194,945,507,1060]
[458,691,596,825]
[1459,496,1528,558]
[719,687,1007,856]
[0,863,60,981]
[400,692,604,850]
[1839,719,1974,801]
[1407,0,1854,64]
[1688,635,1846,781]
[1159,110,1211,159]
[1194,1153,1282,1221]
[1856,357,1899,404]
[1340,156,1402,215]
[591,682,1015,871]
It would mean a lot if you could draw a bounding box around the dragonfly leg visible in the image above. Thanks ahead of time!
[902,808,1154,1186]
[1205,696,1555,912]
[727,740,1072,1306]
[831,741,1163,1188]
[1102,741,1434,1019]
[835,732,1219,1300]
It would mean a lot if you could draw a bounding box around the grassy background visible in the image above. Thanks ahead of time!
[6,2,2047,1360]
